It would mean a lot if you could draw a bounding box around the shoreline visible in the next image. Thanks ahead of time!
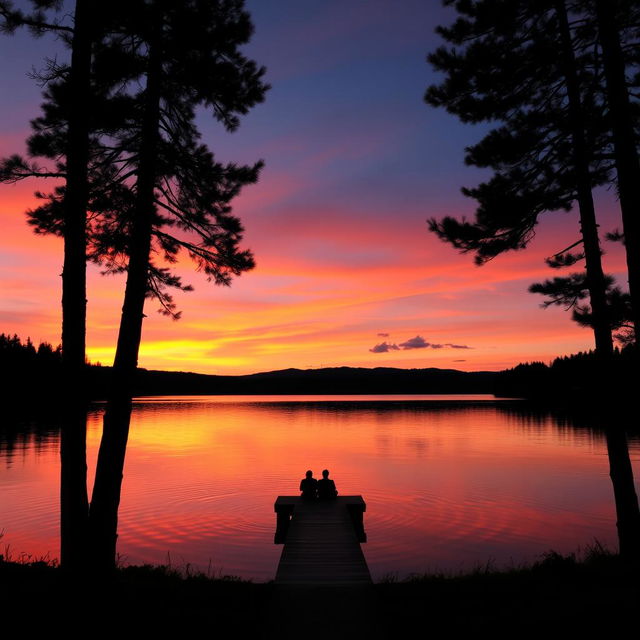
[2,547,637,635]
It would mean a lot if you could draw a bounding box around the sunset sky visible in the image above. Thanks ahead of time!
[0,0,629,375]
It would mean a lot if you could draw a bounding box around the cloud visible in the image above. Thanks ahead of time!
[369,334,474,354]
[453,359,467,362]
[369,341,400,353]
[377,332,389,337]
[398,335,429,350]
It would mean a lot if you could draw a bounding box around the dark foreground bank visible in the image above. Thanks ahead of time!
[1,548,637,638]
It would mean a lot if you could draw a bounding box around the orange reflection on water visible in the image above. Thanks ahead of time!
[2,397,635,580]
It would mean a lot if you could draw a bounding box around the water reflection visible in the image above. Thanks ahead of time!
[1,396,638,579]
[0,414,60,467]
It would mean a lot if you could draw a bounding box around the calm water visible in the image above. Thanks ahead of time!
[1,395,638,581]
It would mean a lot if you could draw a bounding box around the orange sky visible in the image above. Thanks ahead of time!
[0,2,630,376]
[0,177,628,375]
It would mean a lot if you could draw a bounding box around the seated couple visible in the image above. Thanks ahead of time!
[300,469,338,499]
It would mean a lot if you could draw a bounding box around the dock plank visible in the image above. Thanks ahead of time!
[274,496,371,585]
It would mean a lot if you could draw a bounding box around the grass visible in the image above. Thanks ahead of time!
[375,543,638,636]
[1,544,638,637]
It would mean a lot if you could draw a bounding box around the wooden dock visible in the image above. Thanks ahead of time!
[274,496,371,586]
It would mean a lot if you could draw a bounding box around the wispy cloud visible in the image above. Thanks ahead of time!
[370,334,473,353]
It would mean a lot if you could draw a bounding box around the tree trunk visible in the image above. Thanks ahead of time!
[554,0,613,358]
[89,31,162,571]
[605,426,640,560]
[594,0,640,345]
[60,0,92,571]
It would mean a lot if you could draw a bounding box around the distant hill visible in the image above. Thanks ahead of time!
[1,333,497,398]
[89,365,498,398]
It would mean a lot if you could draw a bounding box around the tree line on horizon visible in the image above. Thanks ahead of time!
[0,0,267,571]
[426,0,639,358]
[2,330,634,404]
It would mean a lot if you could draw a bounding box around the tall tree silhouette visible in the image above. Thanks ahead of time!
[426,0,640,556]
[593,0,640,346]
[1,0,103,569]
[58,0,91,572]
[425,0,616,356]
[86,0,267,569]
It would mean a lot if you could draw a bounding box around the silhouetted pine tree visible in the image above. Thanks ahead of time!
[0,0,110,570]
[425,0,618,356]
[86,0,267,570]
[593,0,640,344]
[426,1,640,555]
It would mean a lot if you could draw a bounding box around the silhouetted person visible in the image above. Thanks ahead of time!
[317,469,338,499]
[300,470,318,499]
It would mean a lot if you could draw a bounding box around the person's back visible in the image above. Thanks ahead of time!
[300,470,318,499]
[317,469,338,499]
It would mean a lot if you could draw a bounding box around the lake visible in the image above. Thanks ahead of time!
[1,395,638,581]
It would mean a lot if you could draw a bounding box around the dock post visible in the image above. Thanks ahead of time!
[274,502,295,543]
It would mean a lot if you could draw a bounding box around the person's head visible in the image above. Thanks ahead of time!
[322,469,329,478]
[306,470,313,478]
